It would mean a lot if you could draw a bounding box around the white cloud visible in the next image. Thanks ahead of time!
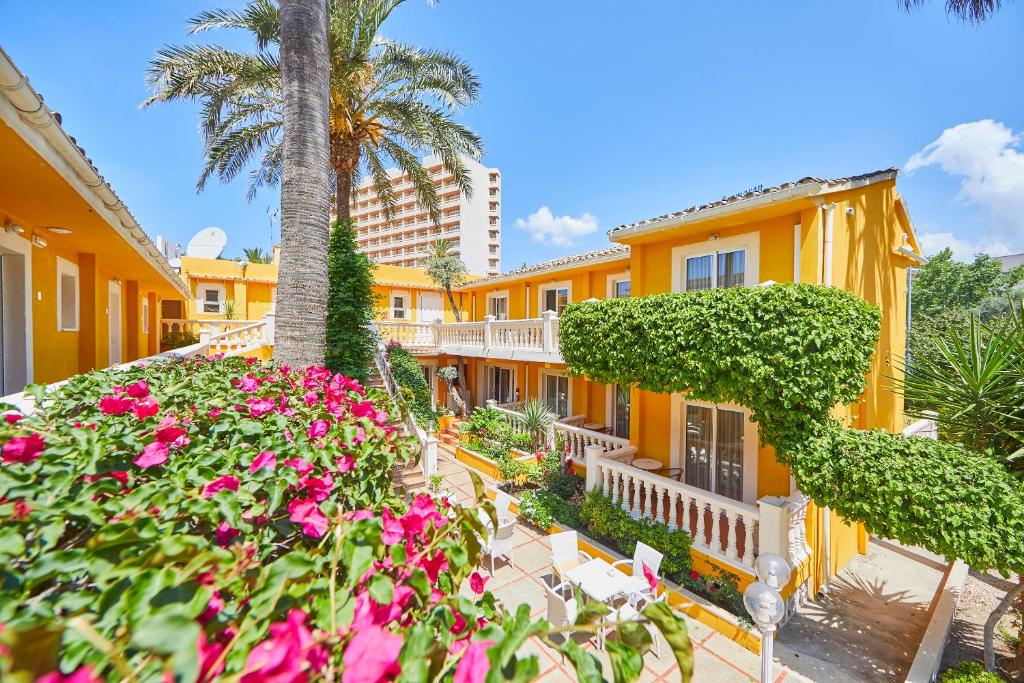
[905,120,1024,256]
[514,206,598,247]
[916,230,1013,262]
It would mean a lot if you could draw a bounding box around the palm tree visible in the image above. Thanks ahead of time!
[421,238,469,322]
[242,247,274,264]
[144,0,483,224]
[275,0,332,366]
[902,0,1008,22]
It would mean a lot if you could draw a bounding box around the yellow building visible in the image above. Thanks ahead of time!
[0,47,190,393]
[375,169,924,596]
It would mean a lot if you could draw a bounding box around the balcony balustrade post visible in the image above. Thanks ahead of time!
[541,310,555,353]
[263,308,276,344]
[483,315,494,352]
[584,444,603,492]
[757,496,790,563]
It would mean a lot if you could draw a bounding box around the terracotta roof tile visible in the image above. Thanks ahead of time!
[461,245,629,288]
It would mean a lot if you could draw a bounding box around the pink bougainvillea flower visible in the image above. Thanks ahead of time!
[288,498,328,538]
[125,380,150,399]
[197,633,226,683]
[300,472,334,502]
[83,471,129,487]
[341,625,403,683]
[346,509,375,522]
[242,609,326,683]
[2,433,45,463]
[244,356,258,365]
[203,475,240,499]
[199,589,225,624]
[98,394,134,415]
[453,640,494,683]
[133,441,169,469]
[209,407,222,419]
[247,398,275,418]
[307,419,330,440]
[303,391,319,407]
[4,413,22,425]
[12,498,31,519]
[238,376,260,392]
[642,562,658,592]
[215,522,241,547]
[283,458,313,476]
[380,508,405,546]
[350,427,367,447]
[154,425,187,444]
[451,609,468,635]
[418,550,449,583]
[351,585,415,630]
[335,454,355,473]
[249,450,277,472]
[350,400,376,420]
[469,571,489,595]
[132,397,160,419]
[35,665,102,683]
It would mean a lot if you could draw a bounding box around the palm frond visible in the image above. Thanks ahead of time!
[902,0,1004,22]
[188,0,281,49]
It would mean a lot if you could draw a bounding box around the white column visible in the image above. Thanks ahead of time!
[483,315,494,351]
[422,435,438,481]
[757,496,790,561]
[263,308,276,344]
[584,444,603,492]
[541,310,555,353]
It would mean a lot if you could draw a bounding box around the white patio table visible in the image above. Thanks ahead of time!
[564,558,634,603]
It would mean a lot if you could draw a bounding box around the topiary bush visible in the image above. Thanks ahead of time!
[560,284,1024,576]
[325,218,379,383]
[385,343,437,430]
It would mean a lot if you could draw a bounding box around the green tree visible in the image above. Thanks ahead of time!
[325,219,378,381]
[242,247,273,264]
[912,248,1023,320]
[144,0,483,222]
[421,239,468,322]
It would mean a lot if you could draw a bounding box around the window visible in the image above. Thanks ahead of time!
[485,366,514,405]
[539,282,571,315]
[56,257,79,331]
[682,404,745,501]
[612,384,630,438]
[614,280,631,298]
[197,283,225,315]
[391,293,407,320]
[542,372,570,417]
[685,249,747,290]
[142,297,150,334]
[487,292,508,321]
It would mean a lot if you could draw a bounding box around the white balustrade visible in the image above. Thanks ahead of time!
[207,320,268,356]
[373,321,438,349]
[161,319,260,340]
[370,314,561,360]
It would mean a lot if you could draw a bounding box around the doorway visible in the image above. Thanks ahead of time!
[418,292,442,323]
[108,281,122,366]
[0,233,31,394]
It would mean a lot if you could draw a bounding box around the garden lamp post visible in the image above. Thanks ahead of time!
[743,553,791,683]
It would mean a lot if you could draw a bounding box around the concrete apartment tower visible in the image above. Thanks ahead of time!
[349,155,501,275]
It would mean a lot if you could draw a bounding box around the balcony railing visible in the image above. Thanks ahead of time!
[372,312,562,362]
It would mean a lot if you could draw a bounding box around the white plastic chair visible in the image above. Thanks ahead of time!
[550,530,593,579]
[478,509,516,574]
[599,589,665,656]
[543,577,578,629]
[611,541,664,598]
[493,491,512,524]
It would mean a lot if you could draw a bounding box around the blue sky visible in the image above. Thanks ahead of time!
[4,1,1023,266]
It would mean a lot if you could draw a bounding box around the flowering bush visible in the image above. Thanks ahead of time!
[0,357,693,681]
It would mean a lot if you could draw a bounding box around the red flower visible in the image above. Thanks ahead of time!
[197,633,226,683]
[125,380,150,398]
[249,450,277,472]
[203,475,240,499]
[98,394,133,415]
[341,625,403,683]
[307,419,330,439]
[132,397,160,419]
[199,589,225,624]
[469,571,489,595]
[154,425,187,444]
[12,499,31,519]
[288,498,328,538]
[215,522,241,547]
[133,441,169,469]
[4,413,22,425]
[300,473,334,502]
[2,433,45,463]
[690,570,700,582]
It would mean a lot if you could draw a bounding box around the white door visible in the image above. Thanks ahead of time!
[418,292,442,323]
[108,281,122,366]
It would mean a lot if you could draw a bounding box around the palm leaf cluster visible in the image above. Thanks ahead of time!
[903,0,1007,22]
[145,0,482,224]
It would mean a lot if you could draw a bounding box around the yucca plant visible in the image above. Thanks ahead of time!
[520,399,556,452]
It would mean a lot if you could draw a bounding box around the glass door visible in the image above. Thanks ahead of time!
[612,384,630,438]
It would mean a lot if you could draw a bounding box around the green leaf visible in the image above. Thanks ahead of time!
[641,602,693,682]
[557,637,605,682]
[368,573,394,606]
[0,528,25,556]
[606,641,643,683]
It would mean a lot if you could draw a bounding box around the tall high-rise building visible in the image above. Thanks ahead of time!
[349,155,501,275]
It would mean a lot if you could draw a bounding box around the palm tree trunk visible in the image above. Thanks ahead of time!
[333,136,360,222]
[444,286,462,323]
[274,0,332,367]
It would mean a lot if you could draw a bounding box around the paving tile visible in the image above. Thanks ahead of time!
[690,646,756,682]
[512,537,558,575]
[491,574,547,617]
[702,633,783,681]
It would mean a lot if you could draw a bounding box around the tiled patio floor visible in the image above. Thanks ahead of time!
[433,452,806,682]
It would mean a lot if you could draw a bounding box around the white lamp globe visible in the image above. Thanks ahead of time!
[743,581,785,628]
[754,552,791,589]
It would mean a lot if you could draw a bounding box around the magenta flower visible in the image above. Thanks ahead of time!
[98,394,133,415]
[469,571,489,595]
[247,398,275,417]
[242,609,326,683]
[301,473,334,502]
[215,522,241,547]
[199,589,225,624]
[125,380,150,398]
[203,475,240,499]
[283,458,313,475]
[341,625,403,683]
[238,376,260,392]
[351,585,415,630]
[1,433,45,463]
[35,666,102,683]
[288,498,328,538]
[350,427,367,446]
[336,455,355,473]
[132,397,160,419]
[154,425,187,444]
[249,450,277,472]
[380,508,405,546]
[453,640,494,683]
[3,413,21,425]
[303,391,319,407]
[133,441,169,469]
[642,562,658,593]
[197,633,226,683]
[307,419,330,439]
[209,407,222,419]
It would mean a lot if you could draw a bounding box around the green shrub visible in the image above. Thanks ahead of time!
[519,488,583,530]
[578,490,693,580]
[939,661,1004,682]
[161,329,200,349]
[386,344,437,430]
[326,218,378,382]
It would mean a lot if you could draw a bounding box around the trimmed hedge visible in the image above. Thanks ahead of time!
[560,285,1024,575]
[386,344,437,430]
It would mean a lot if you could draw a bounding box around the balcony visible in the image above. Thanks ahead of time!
[372,312,562,362]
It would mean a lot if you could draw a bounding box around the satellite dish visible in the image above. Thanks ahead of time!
[185,226,228,259]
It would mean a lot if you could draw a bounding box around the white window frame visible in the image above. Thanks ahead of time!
[142,296,150,334]
[537,280,572,316]
[669,394,759,504]
[670,232,760,293]
[539,368,571,418]
[480,363,517,406]
[56,257,80,332]
[606,271,631,299]
[391,290,409,320]
[485,290,509,320]
[196,282,226,315]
